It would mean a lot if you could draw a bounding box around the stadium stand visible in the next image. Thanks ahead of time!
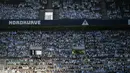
[0,0,129,73]
[0,0,129,19]
[0,30,129,73]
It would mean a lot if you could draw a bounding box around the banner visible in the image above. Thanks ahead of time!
[0,19,129,26]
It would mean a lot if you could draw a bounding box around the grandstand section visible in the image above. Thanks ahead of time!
[0,0,129,19]
[0,29,129,73]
